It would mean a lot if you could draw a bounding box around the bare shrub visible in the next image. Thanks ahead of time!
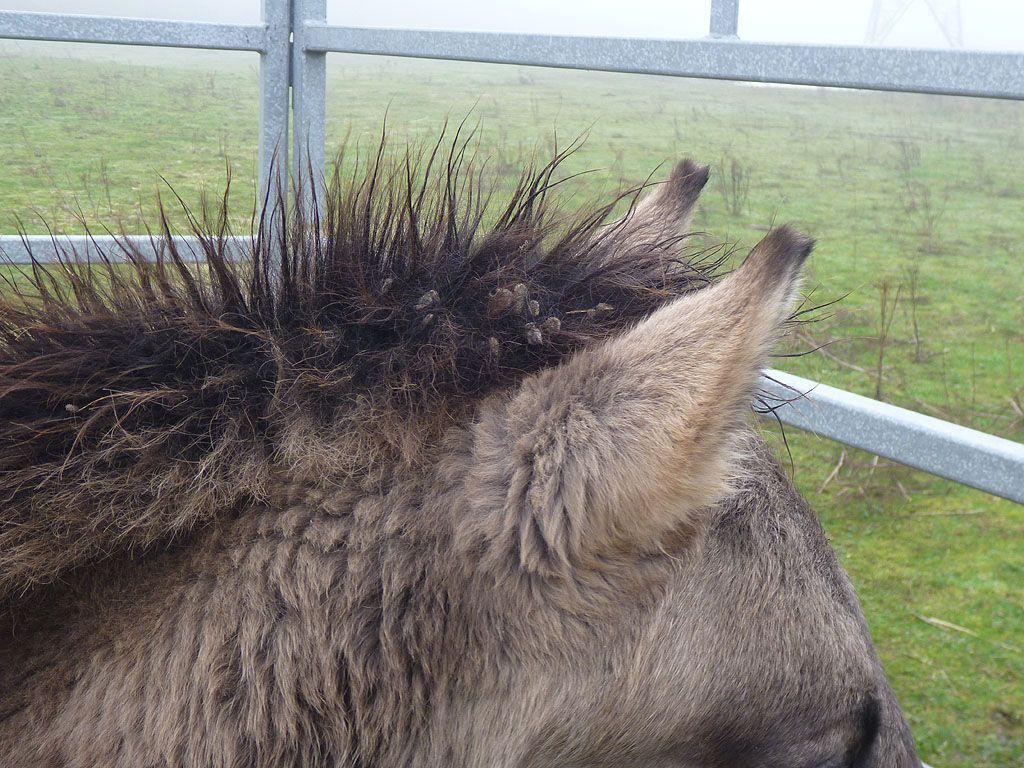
[874,277,902,402]
[893,139,948,248]
[716,153,750,216]
[902,265,926,362]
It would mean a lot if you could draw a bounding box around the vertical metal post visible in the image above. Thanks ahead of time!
[709,0,740,37]
[292,0,327,219]
[259,0,291,211]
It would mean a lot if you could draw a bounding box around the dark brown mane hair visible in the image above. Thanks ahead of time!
[0,133,722,599]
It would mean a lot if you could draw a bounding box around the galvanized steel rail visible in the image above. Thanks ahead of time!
[0,234,246,263]
[1,0,1022,510]
[762,371,1024,505]
[300,26,1024,101]
[0,11,265,50]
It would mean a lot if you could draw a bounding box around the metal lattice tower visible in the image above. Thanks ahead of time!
[867,0,963,47]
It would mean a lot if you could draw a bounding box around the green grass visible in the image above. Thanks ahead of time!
[1,43,1022,767]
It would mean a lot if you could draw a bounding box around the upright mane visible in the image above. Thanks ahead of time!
[0,135,720,599]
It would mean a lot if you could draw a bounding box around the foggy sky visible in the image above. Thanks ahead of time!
[3,0,1023,51]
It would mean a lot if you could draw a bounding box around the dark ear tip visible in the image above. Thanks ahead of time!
[667,159,711,195]
[763,224,815,267]
[744,225,814,283]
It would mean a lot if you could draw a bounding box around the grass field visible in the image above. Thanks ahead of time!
[1,42,1022,766]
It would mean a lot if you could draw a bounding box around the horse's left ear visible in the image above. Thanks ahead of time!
[471,225,812,574]
[602,159,709,252]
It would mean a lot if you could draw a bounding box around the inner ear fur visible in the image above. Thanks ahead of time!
[474,223,813,574]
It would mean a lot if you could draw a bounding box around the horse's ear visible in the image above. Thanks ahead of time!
[472,226,812,574]
[602,159,709,251]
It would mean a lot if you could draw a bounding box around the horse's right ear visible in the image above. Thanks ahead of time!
[471,225,812,575]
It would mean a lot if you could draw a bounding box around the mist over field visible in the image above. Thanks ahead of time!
[4,0,1024,49]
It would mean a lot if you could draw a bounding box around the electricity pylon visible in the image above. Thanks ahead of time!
[866,0,963,47]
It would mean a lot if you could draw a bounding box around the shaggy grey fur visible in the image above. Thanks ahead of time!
[0,153,918,767]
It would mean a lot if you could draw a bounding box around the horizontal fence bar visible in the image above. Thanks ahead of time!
[0,234,246,263]
[0,10,266,52]
[302,25,1024,100]
[762,370,1024,505]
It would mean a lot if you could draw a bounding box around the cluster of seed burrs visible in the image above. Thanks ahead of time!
[413,289,441,327]
[407,282,620,362]
[484,283,567,348]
